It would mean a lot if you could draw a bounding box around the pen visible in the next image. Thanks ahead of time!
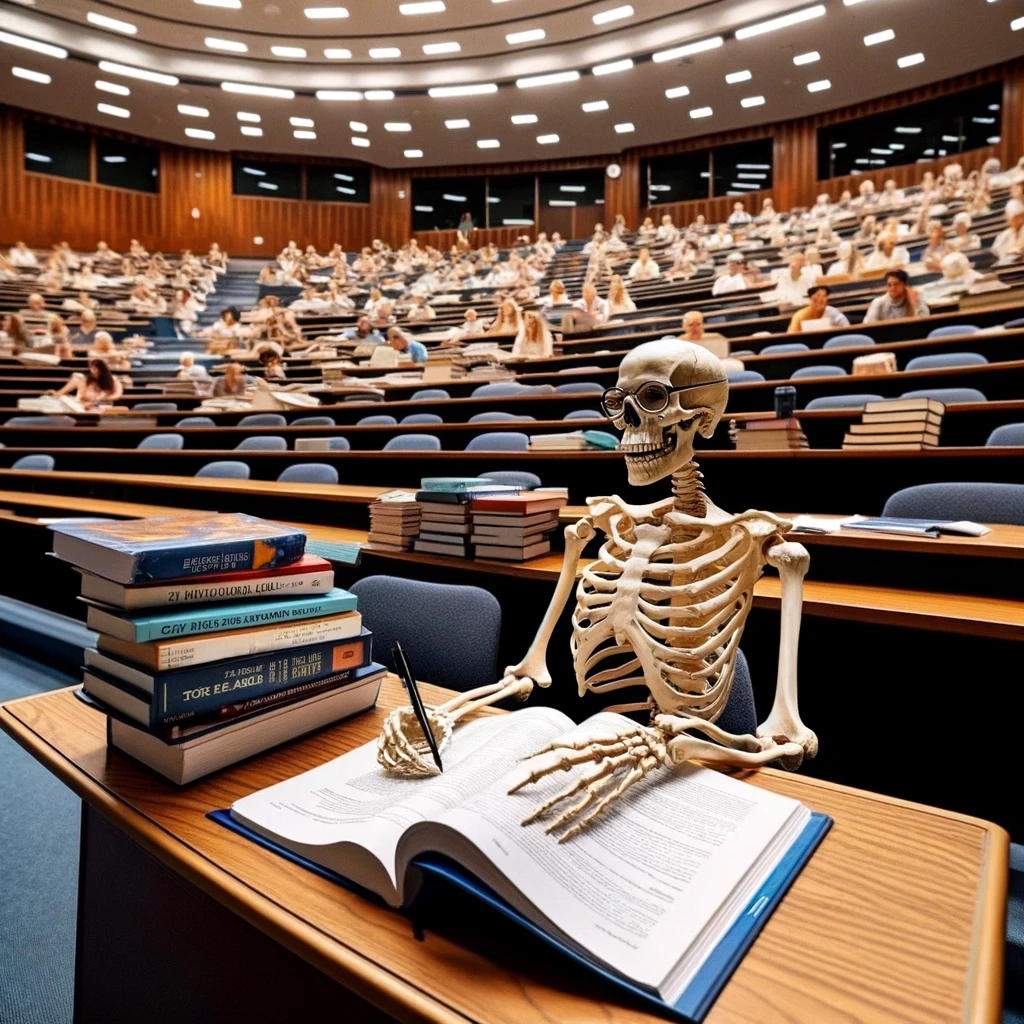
[392,642,443,773]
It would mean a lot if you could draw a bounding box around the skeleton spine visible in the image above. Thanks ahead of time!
[671,460,707,517]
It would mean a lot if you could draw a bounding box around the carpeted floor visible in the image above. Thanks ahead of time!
[0,650,78,1024]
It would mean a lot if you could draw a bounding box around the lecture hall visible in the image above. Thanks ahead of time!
[0,0,1022,1020]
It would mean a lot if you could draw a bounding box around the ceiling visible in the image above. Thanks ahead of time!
[0,0,1019,168]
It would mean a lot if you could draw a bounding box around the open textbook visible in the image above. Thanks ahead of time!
[228,707,829,1013]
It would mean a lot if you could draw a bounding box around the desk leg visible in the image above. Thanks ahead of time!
[74,804,395,1024]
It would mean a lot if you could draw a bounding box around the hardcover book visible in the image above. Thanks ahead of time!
[470,495,568,515]
[52,513,306,585]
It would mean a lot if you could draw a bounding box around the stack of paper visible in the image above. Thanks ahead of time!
[842,398,944,451]
[368,491,421,552]
[734,417,808,451]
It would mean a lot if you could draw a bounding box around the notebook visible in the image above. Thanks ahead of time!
[839,517,991,537]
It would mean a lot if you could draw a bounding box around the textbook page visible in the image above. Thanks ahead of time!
[231,706,574,903]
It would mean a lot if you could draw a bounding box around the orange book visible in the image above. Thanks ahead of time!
[470,495,568,514]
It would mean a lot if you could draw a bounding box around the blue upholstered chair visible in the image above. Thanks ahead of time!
[400,413,443,425]
[823,334,875,349]
[1004,317,1024,330]
[882,483,1024,526]
[348,576,501,691]
[383,434,442,451]
[195,460,250,479]
[238,413,287,428]
[11,454,55,471]
[4,415,76,427]
[791,365,848,379]
[322,436,351,450]
[469,411,517,423]
[905,352,988,371]
[131,402,178,412]
[564,409,605,419]
[717,649,757,737]
[411,388,450,401]
[727,370,766,384]
[554,382,604,395]
[176,416,217,427]
[557,365,602,373]
[513,415,537,420]
[465,432,530,451]
[277,463,339,484]
[926,325,980,339]
[471,382,532,398]
[137,433,184,450]
[804,394,884,410]
[235,436,288,451]
[477,470,542,489]
[986,424,1024,447]
[900,388,987,403]
[358,414,398,426]
[290,415,336,427]
[761,342,810,354]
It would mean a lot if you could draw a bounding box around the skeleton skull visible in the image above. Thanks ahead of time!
[611,338,729,486]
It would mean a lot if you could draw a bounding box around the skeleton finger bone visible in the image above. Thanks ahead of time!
[375,705,453,777]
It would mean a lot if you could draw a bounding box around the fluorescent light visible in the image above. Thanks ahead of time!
[0,31,68,58]
[741,95,765,108]
[242,167,266,175]
[351,136,370,147]
[205,37,249,52]
[736,163,770,169]
[614,121,634,133]
[96,80,129,95]
[423,41,460,54]
[725,70,752,84]
[385,122,411,131]
[507,29,545,44]
[443,193,467,202]
[25,152,51,163]
[652,36,722,62]
[864,29,894,45]
[476,139,500,148]
[445,118,470,128]
[689,106,713,118]
[428,83,497,97]
[194,0,240,6]
[1013,16,1024,29]
[988,135,1002,144]
[737,172,766,179]
[888,143,904,150]
[240,126,263,136]
[336,186,356,194]
[98,61,178,85]
[855,158,869,164]
[369,47,401,58]
[582,99,609,111]
[560,185,586,192]
[258,181,278,190]
[870,148,892,155]
[990,104,1001,110]
[511,114,537,124]
[486,196,500,203]
[12,67,50,84]
[807,79,831,92]
[349,120,367,132]
[365,90,394,100]
[294,130,316,139]
[537,133,559,144]
[593,58,633,76]
[664,85,690,99]
[593,5,633,25]
[793,51,819,65]
[894,126,921,133]
[290,116,314,127]
[305,6,348,16]
[736,5,825,39]
[400,0,445,11]
[973,116,996,124]
[648,185,671,192]
[317,89,363,100]
[97,102,130,118]
[517,70,579,88]
[941,135,962,143]
[102,155,126,163]
[178,104,209,117]
[87,12,137,34]
[730,182,759,189]
[185,127,215,139]
[548,200,576,207]
[324,48,352,59]
[414,205,434,212]
[222,82,295,98]
[897,52,925,68]
[404,149,423,157]
[272,46,307,58]
[334,172,354,180]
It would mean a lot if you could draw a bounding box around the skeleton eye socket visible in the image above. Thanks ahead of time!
[635,381,670,414]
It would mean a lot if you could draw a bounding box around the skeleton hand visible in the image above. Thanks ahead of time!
[376,704,454,777]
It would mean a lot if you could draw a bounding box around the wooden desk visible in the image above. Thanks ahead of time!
[0,679,1007,1024]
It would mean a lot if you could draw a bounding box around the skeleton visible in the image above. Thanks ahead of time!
[377,338,817,839]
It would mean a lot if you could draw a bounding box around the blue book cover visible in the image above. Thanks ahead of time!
[86,587,358,643]
[208,809,830,1022]
[84,630,372,729]
[50,512,306,584]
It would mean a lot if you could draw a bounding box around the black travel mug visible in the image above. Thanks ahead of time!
[774,385,797,419]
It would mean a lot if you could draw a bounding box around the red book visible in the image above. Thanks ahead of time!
[470,495,568,514]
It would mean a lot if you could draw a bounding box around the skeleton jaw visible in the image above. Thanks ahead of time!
[620,416,698,486]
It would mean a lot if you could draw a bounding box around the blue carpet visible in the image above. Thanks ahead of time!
[0,650,78,1024]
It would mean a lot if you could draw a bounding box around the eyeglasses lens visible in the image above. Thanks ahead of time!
[636,381,670,413]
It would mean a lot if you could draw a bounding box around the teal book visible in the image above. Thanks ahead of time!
[50,512,306,585]
[420,477,499,492]
[84,587,358,643]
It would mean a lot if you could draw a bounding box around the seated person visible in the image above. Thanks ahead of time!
[606,274,636,314]
[826,241,865,278]
[787,285,851,333]
[655,215,679,244]
[212,361,252,397]
[571,283,609,324]
[8,241,38,268]
[771,254,817,305]
[21,293,48,321]
[679,310,729,359]
[45,314,73,356]
[88,331,132,371]
[712,253,749,296]
[993,200,1024,261]
[342,315,384,344]
[69,309,100,349]
[921,221,952,272]
[387,327,427,364]
[950,213,982,252]
[864,233,911,270]
[260,348,287,380]
[486,299,525,336]
[405,295,436,322]
[921,252,984,303]
[727,202,752,228]
[0,313,30,351]
[511,311,554,360]
[176,351,209,379]
[48,358,124,409]
[627,248,661,281]
[62,290,99,313]
[863,269,930,323]
[258,264,282,285]
[540,279,570,308]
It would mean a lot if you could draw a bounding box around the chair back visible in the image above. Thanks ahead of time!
[716,649,757,737]
[554,382,604,395]
[291,415,336,427]
[904,352,988,371]
[238,413,287,427]
[900,387,987,403]
[235,436,288,451]
[411,389,450,401]
[4,415,76,427]
[727,370,766,383]
[131,402,178,412]
[791,365,847,379]
[276,463,340,484]
[986,424,1024,447]
[465,432,530,451]
[358,415,398,426]
[195,460,250,479]
[805,393,884,410]
[471,382,532,397]
[564,409,605,419]
[176,416,217,427]
[761,342,810,354]
[383,434,442,451]
[469,411,517,423]
[11,454,55,471]
[400,413,444,425]
[926,325,980,339]
[137,433,184,450]
[883,482,1024,526]
[823,334,875,349]
[324,436,351,450]
[477,470,542,489]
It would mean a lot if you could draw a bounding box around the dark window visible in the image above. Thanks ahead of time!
[712,138,773,198]
[641,152,710,205]
[487,174,535,229]
[23,121,90,181]
[411,176,486,232]
[307,163,370,203]
[232,158,302,199]
[95,136,159,193]
[817,82,1003,179]
[537,168,606,210]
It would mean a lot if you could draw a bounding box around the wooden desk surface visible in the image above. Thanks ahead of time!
[0,680,1007,1024]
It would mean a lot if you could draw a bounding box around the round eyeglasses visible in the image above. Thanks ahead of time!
[601,379,728,418]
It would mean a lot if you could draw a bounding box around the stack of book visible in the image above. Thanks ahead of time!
[841,397,944,451]
[367,492,421,552]
[50,512,384,785]
[733,417,809,451]
[413,477,520,558]
[529,430,620,451]
[470,492,567,561]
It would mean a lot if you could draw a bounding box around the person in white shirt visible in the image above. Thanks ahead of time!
[176,351,210,379]
[704,224,733,249]
[628,248,661,281]
[727,203,752,229]
[655,215,678,244]
[950,212,982,252]
[879,179,906,208]
[809,194,831,221]
[711,253,749,296]
[772,254,817,305]
[757,198,778,223]
[826,241,865,278]
[993,200,1024,261]
[9,242,38,268]
[606,274,636,314]
[572,283,609,323]
[863,234,910,270]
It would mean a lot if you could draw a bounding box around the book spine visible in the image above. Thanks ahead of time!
[152,569,334,608]
[133,532,307,584]
[151,633,371,728]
